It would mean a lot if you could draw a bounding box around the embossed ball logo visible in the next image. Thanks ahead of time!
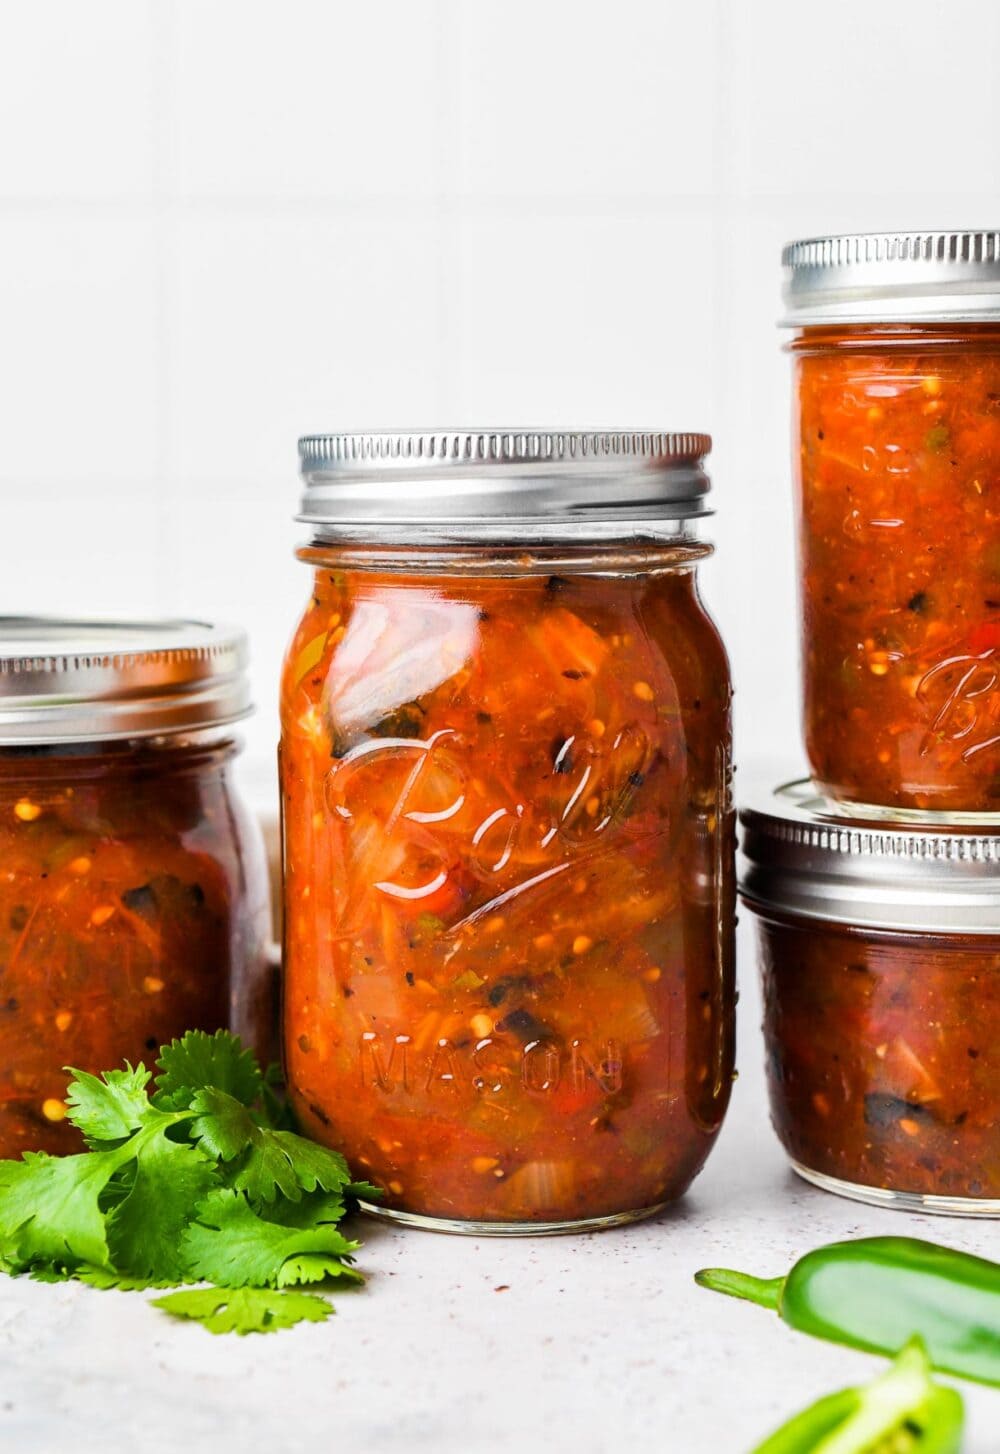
[325,722,655,932]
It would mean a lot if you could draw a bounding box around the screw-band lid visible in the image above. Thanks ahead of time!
[739,779,1000,935]
[781,229,1000,326]
[297,429,712,541]
[0,618,252,745]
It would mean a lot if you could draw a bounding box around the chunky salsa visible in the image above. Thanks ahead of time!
[793,324,1000,811]
[280,547,735,1227]
[0,739,272,1156]
[758,912,1000,1203]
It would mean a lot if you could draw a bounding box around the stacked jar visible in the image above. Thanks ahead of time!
[741,232,1000,1214]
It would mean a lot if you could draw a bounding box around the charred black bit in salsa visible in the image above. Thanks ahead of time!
[369,703,426,741]
[122,883,157,917]
[864,1094,935,1130]
[487,975,532,1008]
[497,1008,555,1044]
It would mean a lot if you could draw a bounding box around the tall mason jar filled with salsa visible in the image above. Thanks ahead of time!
[784,230,1000,813]
[281,430,735,1232]
[0,619,273,1156]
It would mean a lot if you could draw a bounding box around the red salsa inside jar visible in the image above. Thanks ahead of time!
[281,552,735,1226]
[794,324,1000,811]
[0,739,271,1155]
[757,913,1000,1202]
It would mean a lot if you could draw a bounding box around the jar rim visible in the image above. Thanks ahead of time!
[297,429,712,536]
[739,778,1000,934]
[296,535,711,576]
[0,617,252,745]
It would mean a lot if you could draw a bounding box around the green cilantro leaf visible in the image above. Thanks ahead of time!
[155,1030,262,1108]
[265,1189,347,1229]
[0,1145,135,1270]
[188,1088,352,1203]
[260,1062,296,1131]
[0,1029,370,1335]
[275,1255,364,1288]
[75,1264,182,1291]
[107,1132,218,1282]
[152,1285,334,1335]
[65,1064,153,1146]
[28,1264,73,1284]
[98,1167,134,1213]
[347,1180,383,1202]
[180,1189,360,1288]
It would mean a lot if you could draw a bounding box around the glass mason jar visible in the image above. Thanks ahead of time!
[0,619,273,1156]
[280,429,735,1233]
[783,230,1000,813]
[741,779,1000,1215]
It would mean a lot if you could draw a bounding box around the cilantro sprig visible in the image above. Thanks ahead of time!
[0,1031,376,1335]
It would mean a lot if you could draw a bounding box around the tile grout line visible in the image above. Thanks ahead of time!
[434,0,462,418]
[149,0,178,614]
[707,0,741,738]
[0,192,983,219]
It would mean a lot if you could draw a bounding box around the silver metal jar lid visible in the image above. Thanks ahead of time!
[297,429,711,541]
[739,779,1000,935]
[0,618,252,745]
[781,230,1000,326]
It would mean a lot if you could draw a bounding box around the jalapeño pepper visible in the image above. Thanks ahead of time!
[751,1340,963,1453]
[696,1236,1000,1389]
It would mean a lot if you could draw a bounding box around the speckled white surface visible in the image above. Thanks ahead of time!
[1,927,997,1454]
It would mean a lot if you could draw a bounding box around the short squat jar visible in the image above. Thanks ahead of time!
[0,619,272,1156]
[280,429,735,1233]
[784,230,1000,813]
[741,779,1000,1215]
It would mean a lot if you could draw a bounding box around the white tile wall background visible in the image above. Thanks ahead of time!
[3,0,1000,800]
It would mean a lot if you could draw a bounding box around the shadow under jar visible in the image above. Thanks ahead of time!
[741,779,1000,1215]
[281,430,735,1234]
[0,619,272,1156]
[784,230,1000,814]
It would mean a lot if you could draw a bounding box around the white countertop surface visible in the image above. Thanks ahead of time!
[1,926,997,1454]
